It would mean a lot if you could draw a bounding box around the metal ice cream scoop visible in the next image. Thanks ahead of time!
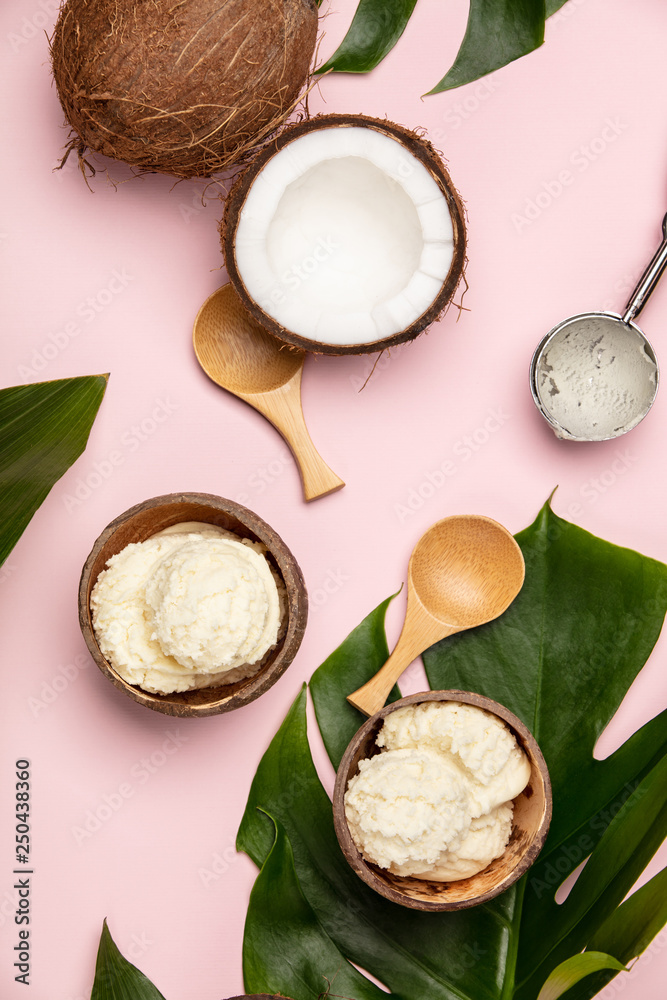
[530,213,667,441]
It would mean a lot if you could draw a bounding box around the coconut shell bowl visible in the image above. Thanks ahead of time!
[333,690,552,911]
[78,493,307,717]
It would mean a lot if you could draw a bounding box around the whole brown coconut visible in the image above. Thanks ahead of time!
[51,0,318,179]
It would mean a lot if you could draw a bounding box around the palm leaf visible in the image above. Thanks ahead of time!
[429,0,545,93]
[318,0,419,75]
[91,920,167,1000]
[319,0,576,93]
[0,374,108,567]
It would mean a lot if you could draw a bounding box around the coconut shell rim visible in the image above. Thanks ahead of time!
[332,690,552,911]
[78,492,308,717]
[221,113,467,356]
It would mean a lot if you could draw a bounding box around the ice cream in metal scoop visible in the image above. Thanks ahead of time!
[530,213,667,441]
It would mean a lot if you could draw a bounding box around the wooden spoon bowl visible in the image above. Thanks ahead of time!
[333,691,552,911]
[193,285,344,502]
[78,493,307,717]
[347,515,525,716]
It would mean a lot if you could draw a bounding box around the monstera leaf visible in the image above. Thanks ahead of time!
[238,499,667,1000]
[318,0,571,93]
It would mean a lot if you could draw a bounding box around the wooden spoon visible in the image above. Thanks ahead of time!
[347,515,525,716]
[193,285,345,502]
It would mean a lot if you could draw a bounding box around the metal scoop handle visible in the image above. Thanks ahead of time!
[623,212,667,324]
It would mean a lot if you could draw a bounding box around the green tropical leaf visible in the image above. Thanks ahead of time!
[317,0,419,75]
[588,862,667,961]
[516,754,667,998]
[243,812,393,1000]
[429,0,546,93]
[238,685,514,1000]
[239,498,667,1000]
[535,952,625,1000]
[310,591,401,769]
[318,0,578,93]
[91,919,166,1000]
[558,866,667,1000]
[423,500,667,994]
[236,684,326,869]
[0,374,108,568]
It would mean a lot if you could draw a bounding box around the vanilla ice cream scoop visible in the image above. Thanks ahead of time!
[345,700,531,881]
[145,536,281,672]
[377,701,531,815]
[414,803,514,881]
[90,525,285,694]
[344,748,472,874]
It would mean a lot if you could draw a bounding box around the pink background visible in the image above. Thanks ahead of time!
[2,0,667,997]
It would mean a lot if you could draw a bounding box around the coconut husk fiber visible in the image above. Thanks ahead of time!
[51,0,318,180]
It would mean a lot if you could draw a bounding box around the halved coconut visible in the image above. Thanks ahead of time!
[221,114,466,355]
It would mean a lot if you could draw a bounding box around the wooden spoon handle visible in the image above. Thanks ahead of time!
[248,377,344,502]
[290,429,346,501]
[347,611,459,717]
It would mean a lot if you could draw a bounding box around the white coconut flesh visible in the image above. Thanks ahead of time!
[234,127,456,346]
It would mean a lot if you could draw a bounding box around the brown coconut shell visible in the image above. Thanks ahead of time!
[50,0,318,180]
[220,113,467,356]
[333,691,552,911]
[78,493,308,717]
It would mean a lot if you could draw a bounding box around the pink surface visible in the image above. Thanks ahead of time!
[2,0,667,997]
